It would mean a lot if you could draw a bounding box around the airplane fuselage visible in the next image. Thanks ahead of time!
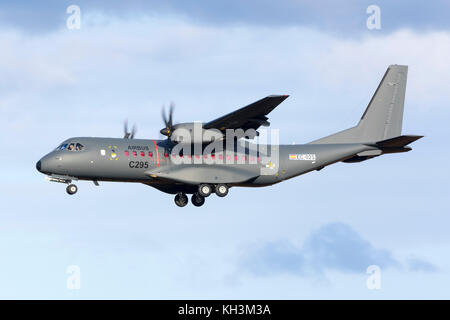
[35,65,421,206]
[37,137,374,194]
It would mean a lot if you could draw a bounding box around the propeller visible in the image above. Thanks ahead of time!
[123,119,137,139]
[160,102,175,137]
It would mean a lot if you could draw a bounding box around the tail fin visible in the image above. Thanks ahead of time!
[310,65,408,144]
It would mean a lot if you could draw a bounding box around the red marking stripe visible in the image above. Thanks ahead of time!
[151,140,159,167]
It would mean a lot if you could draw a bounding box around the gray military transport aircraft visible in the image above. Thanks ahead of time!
[36,65,422,207]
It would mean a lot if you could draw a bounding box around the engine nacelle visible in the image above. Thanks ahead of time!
[170,122,222,144]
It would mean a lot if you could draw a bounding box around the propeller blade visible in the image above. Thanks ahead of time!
[161,102,175,137]
[124,119,136,139]
[162,104,168,128]
[123,119,130,139]
[168,102,174,128]
[130,124,137,139]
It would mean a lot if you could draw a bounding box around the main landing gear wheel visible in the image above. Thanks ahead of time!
[198,184,212,197]
[174,192,188,207]
[66,184,78,195]
[191,193,205,207]
[215,184,229,197]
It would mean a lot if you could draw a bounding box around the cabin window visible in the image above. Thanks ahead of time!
[124,151,129,157]
[132,151,137,157]
[140,151,145,157]
[148,152,153,158]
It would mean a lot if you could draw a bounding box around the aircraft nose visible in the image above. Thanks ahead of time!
[36,160,42,172]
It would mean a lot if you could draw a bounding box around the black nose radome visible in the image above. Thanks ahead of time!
[36,160,41,172]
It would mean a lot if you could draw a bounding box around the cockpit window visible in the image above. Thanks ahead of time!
[55,142,84,151]
[55,143,68,151]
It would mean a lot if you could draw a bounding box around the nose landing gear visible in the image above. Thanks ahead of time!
[66,184,78,195]
[45,175,79,195]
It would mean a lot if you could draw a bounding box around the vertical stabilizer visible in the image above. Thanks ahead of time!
[310,65,408,144]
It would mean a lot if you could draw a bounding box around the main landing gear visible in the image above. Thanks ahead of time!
[191,193,205,207]
[174,192,188,207]
[215,183,228,197]
[173,184,229,207]
[198,184,212,197]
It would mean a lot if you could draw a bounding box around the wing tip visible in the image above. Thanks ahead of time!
[266,94,290,102]
[267,94,289,98]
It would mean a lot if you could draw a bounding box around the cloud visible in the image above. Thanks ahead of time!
[406,256,439,273]
[1,1,450,36]
[308,29,450,110]
[240,223,437,277]
[0,5,448,299]
[2,17,450,159]
[304,223,398,273]
[240,240,307,276]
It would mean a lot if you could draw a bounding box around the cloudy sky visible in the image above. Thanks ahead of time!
[0,1,449,299]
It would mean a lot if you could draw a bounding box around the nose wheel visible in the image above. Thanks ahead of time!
[66,184,78,195]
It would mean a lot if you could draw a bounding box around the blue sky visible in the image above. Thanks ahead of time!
[0,1,449,299]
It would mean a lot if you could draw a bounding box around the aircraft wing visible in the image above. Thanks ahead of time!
[203,95,289,132]
[145,165,260,185]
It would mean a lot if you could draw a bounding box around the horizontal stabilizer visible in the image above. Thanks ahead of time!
[372,135,424,148]
[343,135,423,163]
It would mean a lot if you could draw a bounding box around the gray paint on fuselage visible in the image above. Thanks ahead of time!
[39,137,375,191]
